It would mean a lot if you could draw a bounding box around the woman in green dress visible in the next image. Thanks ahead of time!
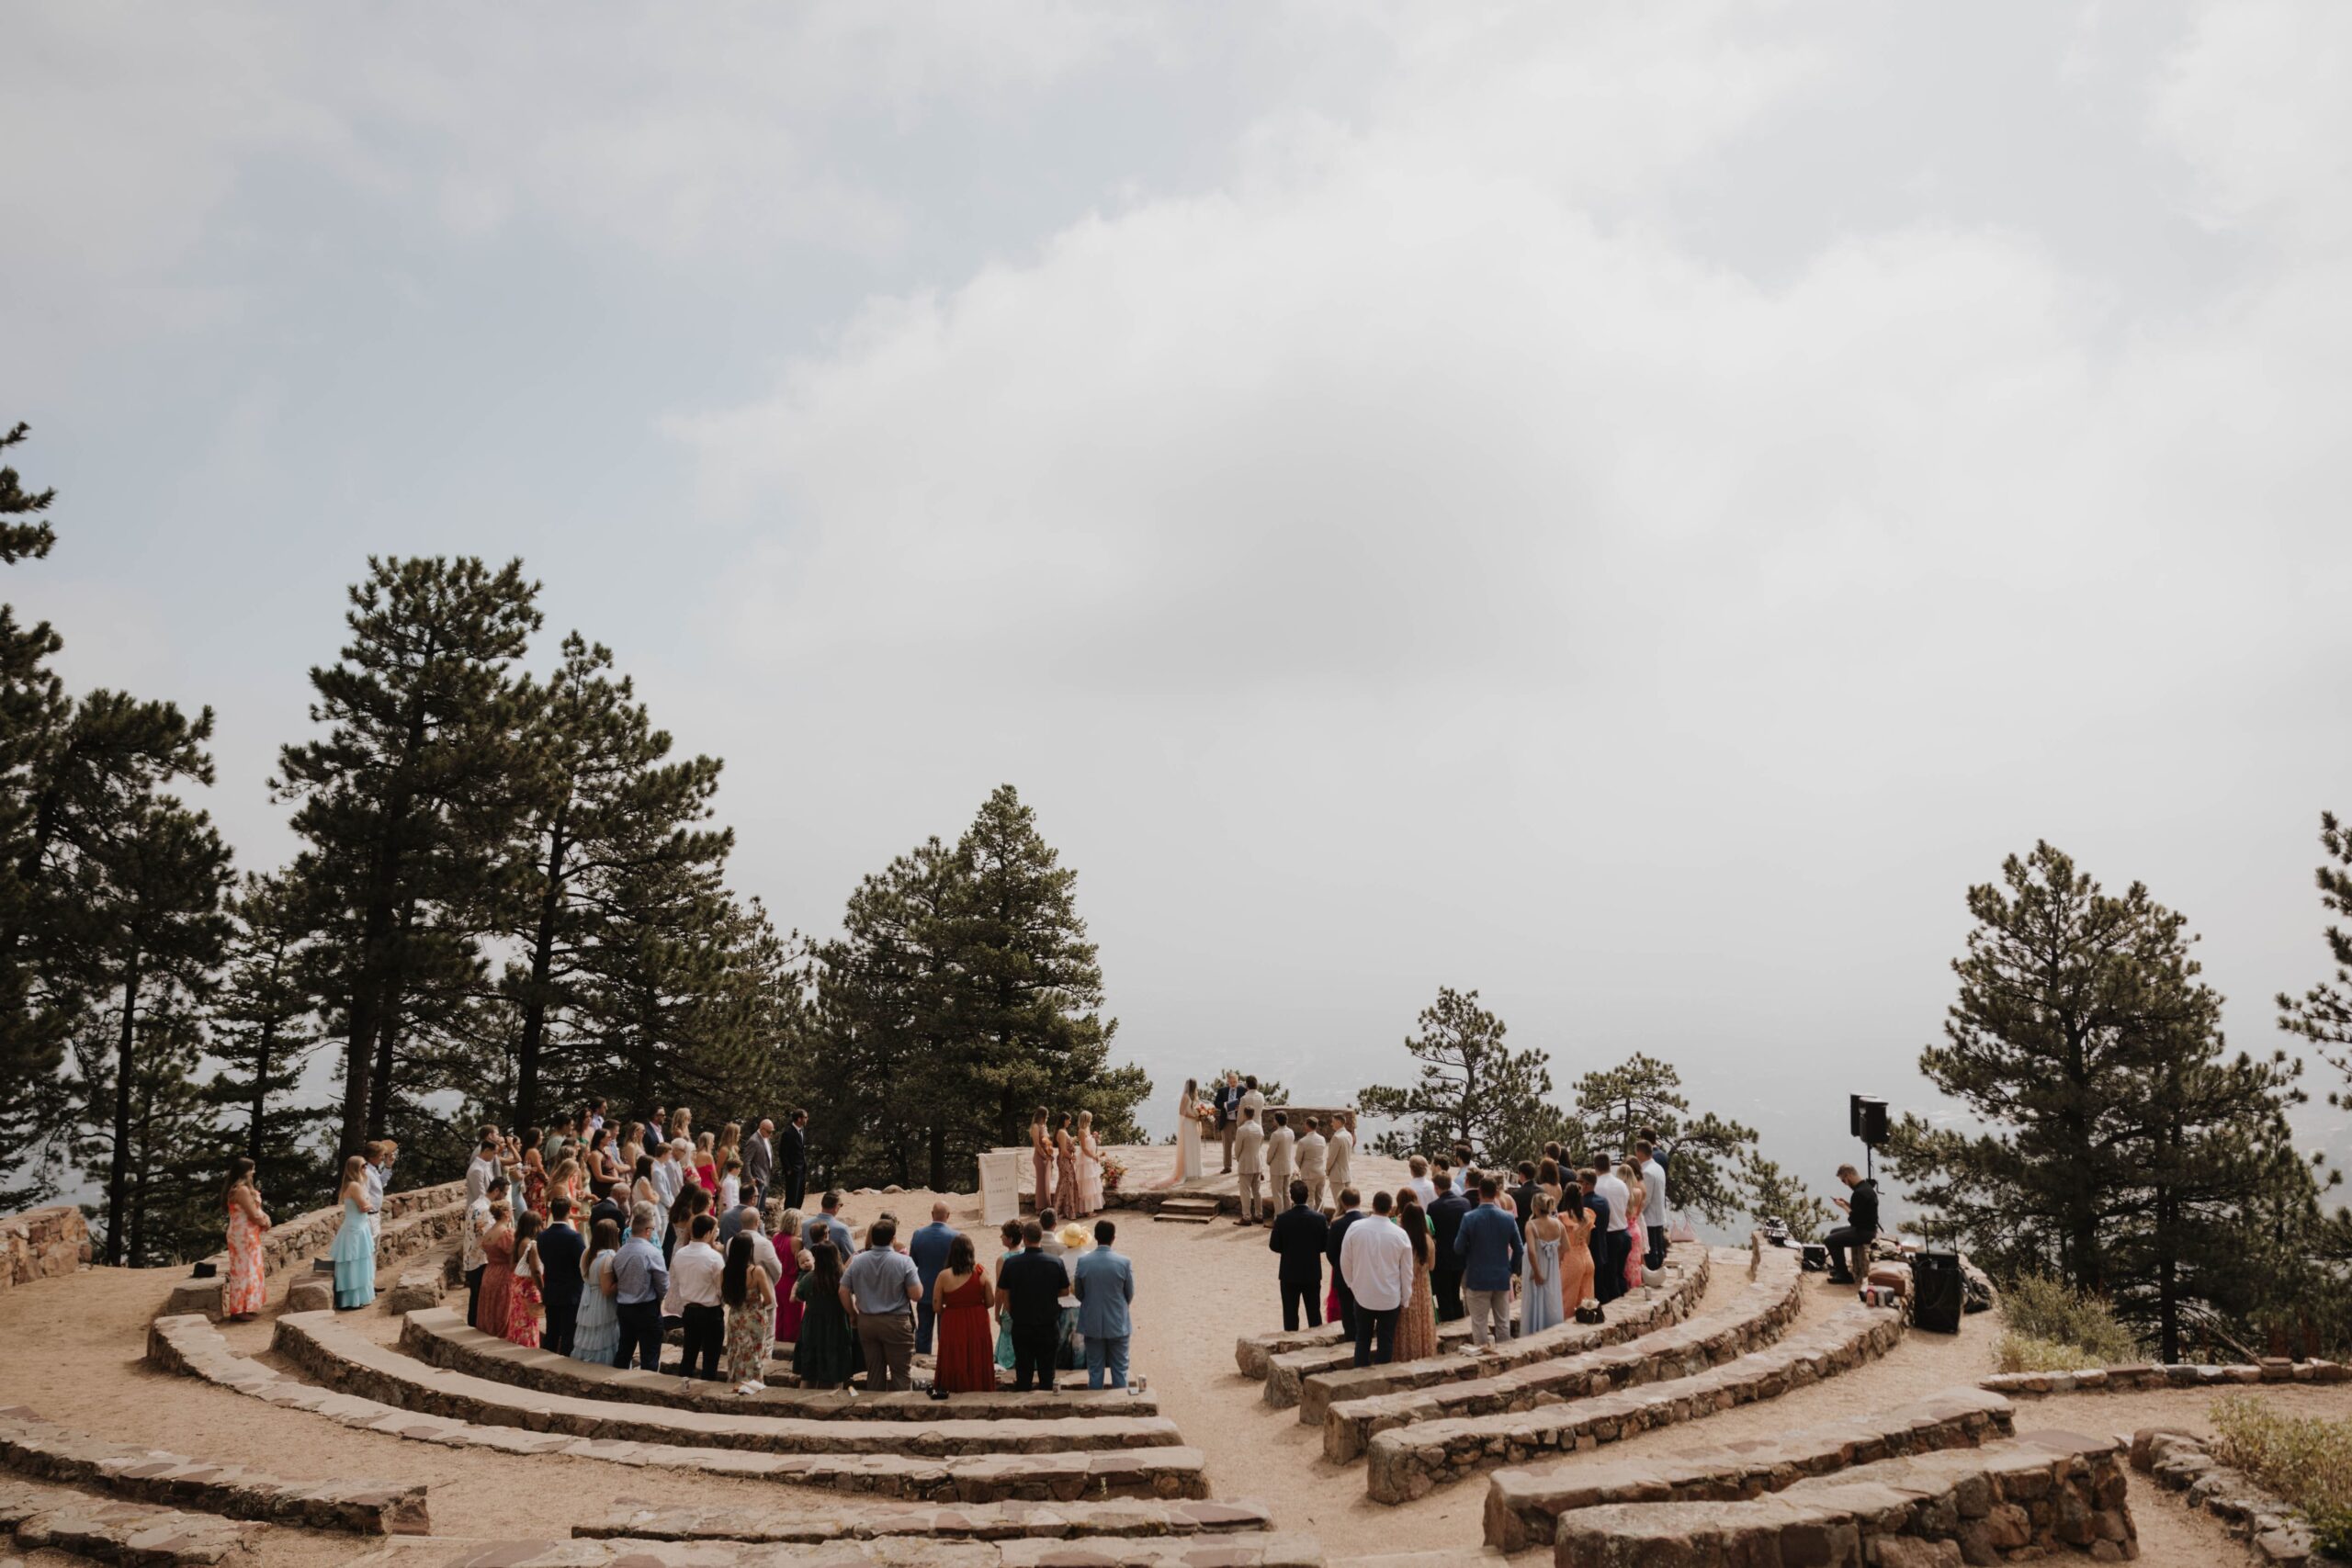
[790,1239,855,1389]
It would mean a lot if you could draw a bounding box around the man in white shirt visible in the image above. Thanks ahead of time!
[1637,1139,1670,1270]
[1405,1156,1438,1210]
[465,1134,502,1209]
[663,1213,728,1381]
[1595,1158,1634,1301]
[1339,1190,1414,1367]
[1295,1118,1329,1213]
[1326,1113,1354,1200]
[1265,1112,1295,1222]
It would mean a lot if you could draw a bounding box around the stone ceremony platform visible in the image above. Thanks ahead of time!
[403,1307,1162,1420]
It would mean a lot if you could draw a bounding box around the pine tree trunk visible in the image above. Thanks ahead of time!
[929,1122,946,1191]
[514,827,566,1133]
[106,953,141,1267]
[248,1023,275,1167]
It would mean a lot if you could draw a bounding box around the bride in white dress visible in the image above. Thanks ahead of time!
[1174,1077,1206,1183]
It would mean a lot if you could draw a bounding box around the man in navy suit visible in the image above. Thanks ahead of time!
[908,1201,960,1356]
[1072,1220,1136,1389]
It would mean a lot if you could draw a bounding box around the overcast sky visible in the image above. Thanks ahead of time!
[6,2,2350,1197]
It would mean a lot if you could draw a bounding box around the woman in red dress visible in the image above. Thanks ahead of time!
[930,1235,997,1393]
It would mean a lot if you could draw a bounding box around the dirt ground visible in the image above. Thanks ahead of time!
[2,1175,2346,1564]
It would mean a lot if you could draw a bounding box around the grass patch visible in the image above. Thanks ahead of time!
[2210,1393,2352,1555]
[1996,1276,2142,1368]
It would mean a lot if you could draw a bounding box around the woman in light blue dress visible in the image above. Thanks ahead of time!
[329,1154,379,1310]
[570,1217,623,1366]
[1521,1190,1566,1335]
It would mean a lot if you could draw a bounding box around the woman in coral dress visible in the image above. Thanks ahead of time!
[221,1157,270,1322]
[505,1212,544,1348]
[1558,1189,1597,1314]
[1075,1112,1104,1219]
[1392,1191,1438,1362]
[774,1216,804,1345]
[1052,1114,1080,1218]
[932,1235,997,1393]
[1619,1163,1648,1293]
[478,1203,515,1339]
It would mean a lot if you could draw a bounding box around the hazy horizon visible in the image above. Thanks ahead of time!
[7,2,2351,1213]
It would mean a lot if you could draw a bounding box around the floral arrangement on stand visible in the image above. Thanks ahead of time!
[1100,1153,1128,1194]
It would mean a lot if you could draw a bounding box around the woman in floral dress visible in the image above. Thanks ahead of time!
[505,1211,544,1348]
[221,1157,270,1322]
[1392,1190,1438,1362]
[721,1234,775,1390]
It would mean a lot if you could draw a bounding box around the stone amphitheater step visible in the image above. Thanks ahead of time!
[401,1306,1159,1420]
[1330,1245,1799,1465]
[0,1403,429,1535]
[277,1309,1179,1458]
[1363,1300,1905,1504]
[0,1474,251,1565]
[1154,1197,1222,1224]
[1480,1385,2016,1551]
[576,1495,1276,1542]
[346,1533,1327,1565]
[148,1314,1209,1504]
[1289,1241,1714,1422]
[1550,1429,2132,1568]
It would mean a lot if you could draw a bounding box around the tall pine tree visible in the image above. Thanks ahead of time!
[206,872,327,1207]
[1566,1054,1758,1225]
[2280,809,2352,1102]
[1358,987,1568,1161]
[274,557,539,1157]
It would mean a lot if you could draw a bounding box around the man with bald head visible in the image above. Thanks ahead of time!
[909,1201,961,1357]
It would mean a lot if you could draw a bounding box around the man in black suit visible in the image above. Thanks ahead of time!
[1324,1186,1365,1338]
[1268,1179,1329,1330]
[995,1221,1071,1391]
[1510,1161,1542,1238]
[780,1110,808,1212]
[1428,1176,1474,1323]
[537,1197,588,1356]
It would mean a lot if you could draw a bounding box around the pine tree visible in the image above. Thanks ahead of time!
[1357,987,1568,1161]
[74,991,222,1267]
[274,557,540,1157]
[501,634,727,1131]
[206,873,327,1207]
[1736,1153,1832,1242]
[1566,1054,1758,1225]
[2280,810,2352,1103]
[71,795,232,1264]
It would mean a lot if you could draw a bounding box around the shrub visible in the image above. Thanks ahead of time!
[1999,1276,2142,1364]
[2210,1393,2352,1556]
[1996,1331,2107,1373]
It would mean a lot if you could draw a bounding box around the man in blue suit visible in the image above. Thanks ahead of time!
[1072,1219,1136,1390]
[908,1201,961,1357]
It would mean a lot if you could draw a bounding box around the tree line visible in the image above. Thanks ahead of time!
[0,425,1134,1263]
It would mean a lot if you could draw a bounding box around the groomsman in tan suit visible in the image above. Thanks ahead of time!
[1295,1115,1329,1213]
[1265,1111,1295,1222]
[1234,1107,1266,1224]
[1327,1111,1354,1200]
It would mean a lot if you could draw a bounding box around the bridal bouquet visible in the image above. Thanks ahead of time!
[1100,1153,1128,1193]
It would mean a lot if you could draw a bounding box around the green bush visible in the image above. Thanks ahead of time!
[2210,1393,2352,1556]
[1996,1331,2106,1373]
[1998,1276,2142,1365]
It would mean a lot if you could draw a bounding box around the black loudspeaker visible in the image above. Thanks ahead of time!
[1850,1095,1888,1146]
[1913,1250,1963,1334]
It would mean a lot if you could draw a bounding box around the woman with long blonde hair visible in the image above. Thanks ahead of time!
[329,1154,379,1310]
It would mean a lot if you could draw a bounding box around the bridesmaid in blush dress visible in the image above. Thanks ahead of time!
[1030,1110,1053,1216]
[1052,1113,1080,1219]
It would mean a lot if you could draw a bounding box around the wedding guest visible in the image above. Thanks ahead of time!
[330,1154,378,1310]
[1636,1139,1669,1270]
[780,1110,808,1211]
[1405,1156,1437,1209]
[802,1191,854,1260]
[221,1158,269,1323]
[1340,1190,1412,1367]
[538,1196,586,1355]
[721,1232,776,1392]
[791,1240,855,1389]
[932,1235,997,1393]
[667,1213,727,1381]
[996,1221,1070,1392]
[743,1119,775,1208]
[693,1133,719,1194]
[775,1209,805,1345]
[841,1217,922,1392]
[908,1202,959,1357]
[1577,1168,1617,1303]
[1074,1219,1135,1390]
[520,1128,548,1215]
[463,1175,507,1327]
[1595,1160,1634,1301]
[1429,1174,1473,1323]
[612,1202,669,1371]
[1521,1190,1566,1335]
[478,1200,514,1337]
[571,1217,623,1366]
[1393,1190,1438,1362]
[1326,1187,1366,1338]
[506,1211,545,1348]
[1270,1179,1328,1329]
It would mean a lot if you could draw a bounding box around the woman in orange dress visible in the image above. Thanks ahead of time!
[505,1211,544,1348]
[1558,1188,1597,1314]
[478,1201,515,1339]
[221,1157,270,1322]
[931,1235,997,1393]
[1392,1191,1439,1362]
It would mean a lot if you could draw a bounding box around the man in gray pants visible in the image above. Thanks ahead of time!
[1451,1175,1523,1347]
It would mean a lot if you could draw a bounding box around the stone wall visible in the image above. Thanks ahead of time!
[160,1178,467,1318]
[2132,1426,2317,1565]
[1981,1359,2346,1396]
[0,1205,87,1292]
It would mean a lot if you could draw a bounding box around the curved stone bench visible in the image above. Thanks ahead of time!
[1292,1241,1713,1423]
[161,1179,467,1319]
[1364,1300,1904,1503]
[1330,1246,1800,1464]
[147,1314,1207,1504]
[0,1404,426,1535]
[1481,1385,2015,1551]
[0,1474,250,1566]
[1981,1359,2348,1397]
[401,1306,1157,1420]
[579,1495,1276,1543]
[1551,1430,2131,1568]
[277,1311,1176,1458]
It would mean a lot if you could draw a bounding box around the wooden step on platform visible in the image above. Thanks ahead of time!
[1154,1196,1222,1224]
[579,1495,1277,1543]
